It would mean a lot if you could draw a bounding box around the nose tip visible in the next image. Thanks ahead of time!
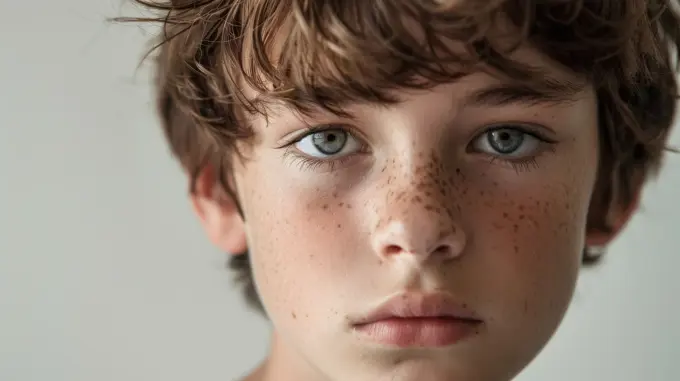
[373,219,465,263]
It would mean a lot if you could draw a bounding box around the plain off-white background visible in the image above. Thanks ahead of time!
[1,1,679,380]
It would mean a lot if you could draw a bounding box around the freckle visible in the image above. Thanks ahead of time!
[412,196,422,203]
[514,245,519,254]
[292,312,297,319]
[503,212,509,218]
[332,192,338,198]
[337,224,342,228]
[346,204,352,209]
[513,224,519,232]
[338,202,344,207]
[519,214,525,220]
[425,205,440,213]
[480,190,485,196]
[322,204,329,210]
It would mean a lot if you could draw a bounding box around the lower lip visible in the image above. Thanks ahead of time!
[354,317,481,348]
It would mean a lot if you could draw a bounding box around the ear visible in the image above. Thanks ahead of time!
[190,165,247,255]
[585,189,641,248]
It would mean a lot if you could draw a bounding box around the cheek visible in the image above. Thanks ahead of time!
[466,165,594,324]
[238,167,355,322]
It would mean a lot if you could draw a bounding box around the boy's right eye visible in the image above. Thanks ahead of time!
[294,128,363,159]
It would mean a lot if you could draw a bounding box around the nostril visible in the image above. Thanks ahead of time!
[384,244,402,256]
[433,244,451,255]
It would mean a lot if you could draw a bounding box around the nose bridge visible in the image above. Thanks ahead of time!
[370,150,465,260]
[391,159,452,223]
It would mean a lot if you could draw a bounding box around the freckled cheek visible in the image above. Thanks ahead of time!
[469,181,588,310]
[242,182,357,320]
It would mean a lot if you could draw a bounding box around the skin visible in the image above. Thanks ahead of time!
[191,46,638,381]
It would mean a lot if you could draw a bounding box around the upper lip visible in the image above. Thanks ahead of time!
[353,291,482,326]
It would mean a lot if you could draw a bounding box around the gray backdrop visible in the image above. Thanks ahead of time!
[1,1,678,380]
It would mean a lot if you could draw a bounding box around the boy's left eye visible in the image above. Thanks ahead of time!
[471,126,546,159]
[294,128,362,158]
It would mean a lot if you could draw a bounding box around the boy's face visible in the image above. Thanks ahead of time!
[194,46,631,381]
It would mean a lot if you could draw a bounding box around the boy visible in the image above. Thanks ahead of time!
[124,0,679,380]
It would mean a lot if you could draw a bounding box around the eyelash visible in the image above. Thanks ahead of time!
[282,125,556,173]
[486,151,545,173]
[283,152,349,173]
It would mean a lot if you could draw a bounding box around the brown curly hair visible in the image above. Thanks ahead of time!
[118,0,680,313]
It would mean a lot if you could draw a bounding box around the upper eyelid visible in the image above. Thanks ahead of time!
[480,124,557,143]
[283,124,366,145]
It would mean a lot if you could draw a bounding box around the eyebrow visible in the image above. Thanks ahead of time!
[464,79,585,108]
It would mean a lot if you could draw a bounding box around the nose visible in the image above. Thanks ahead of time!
[370,188,466,264]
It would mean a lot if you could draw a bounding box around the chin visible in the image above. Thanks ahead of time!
[348,346,528,381]
[369,366,475,381]
[341,353,489,381]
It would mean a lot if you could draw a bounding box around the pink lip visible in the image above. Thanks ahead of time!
[353,292,483,348]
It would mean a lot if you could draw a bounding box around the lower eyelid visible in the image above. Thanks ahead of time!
[283,149,364,173]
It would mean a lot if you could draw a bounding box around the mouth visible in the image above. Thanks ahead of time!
[352,292,483,348]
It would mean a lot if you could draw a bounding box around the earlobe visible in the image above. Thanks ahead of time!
[190,165,248,255]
